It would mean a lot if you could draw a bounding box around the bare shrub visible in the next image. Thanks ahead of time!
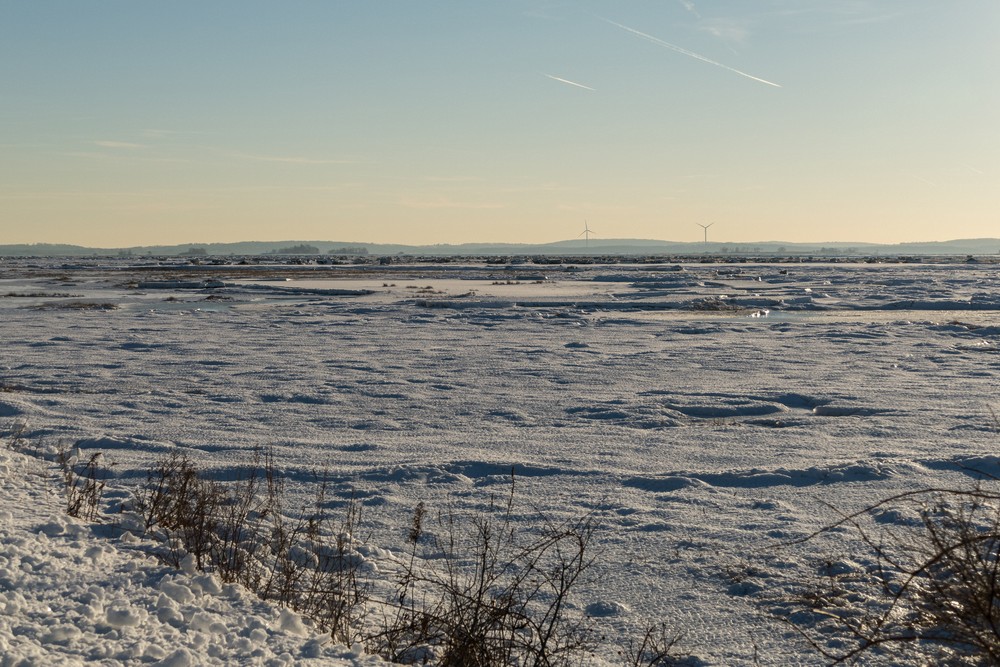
[254,469,369,645]
[51,448,636,661]
[133,450,224,568]
[786,485,1000,664]
[620,622,689,667]
[2,419,29,451]
[132,448,368,644]
[367,475,597,666]
[58,447,107,521]
[283,485,369,645]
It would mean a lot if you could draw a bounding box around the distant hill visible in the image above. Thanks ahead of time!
[1,238,999,258]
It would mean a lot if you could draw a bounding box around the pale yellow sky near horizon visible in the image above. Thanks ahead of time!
[2,2,997,247]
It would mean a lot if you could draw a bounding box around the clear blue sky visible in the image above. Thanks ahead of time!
[1,1,997,246]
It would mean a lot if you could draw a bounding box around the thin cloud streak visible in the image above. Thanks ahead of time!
[227,151,354,165]
[699,18,750,46]
[142,129,210,138]
[543,73,596,91]
[59,151,191,164]
[677,0,701,19]
[93,140,146,149]
[0,190,158,200]
[423,175,483,183]
[762,3,914,31]
[401,196,504,210]
[598,16,781,88]
[0,183,369,200]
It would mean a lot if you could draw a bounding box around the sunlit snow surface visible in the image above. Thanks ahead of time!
[2,258,1000,665]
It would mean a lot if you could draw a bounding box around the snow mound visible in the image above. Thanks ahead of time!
[922,455,1000,479]
[626,462,896,491]
[0,447,386,666]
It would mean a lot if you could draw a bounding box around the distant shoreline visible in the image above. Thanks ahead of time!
[2,238,999,258]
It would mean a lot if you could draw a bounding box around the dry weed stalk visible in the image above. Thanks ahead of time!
[787,484,1000,664]
[368,473,597,666]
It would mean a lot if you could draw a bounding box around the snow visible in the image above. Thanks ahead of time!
[0,446,387,666]
[2,258,1000,664]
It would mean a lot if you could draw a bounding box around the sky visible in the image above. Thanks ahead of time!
[1,1,997,247]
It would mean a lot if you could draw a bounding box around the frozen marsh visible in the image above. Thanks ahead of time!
[2,257,999,665]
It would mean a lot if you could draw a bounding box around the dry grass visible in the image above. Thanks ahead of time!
[786,484,1000,664]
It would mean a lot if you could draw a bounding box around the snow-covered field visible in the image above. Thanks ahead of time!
[2,258,999,665]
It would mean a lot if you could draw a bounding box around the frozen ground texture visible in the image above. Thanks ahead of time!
[2,258,1000,665]
[0,445,385,666]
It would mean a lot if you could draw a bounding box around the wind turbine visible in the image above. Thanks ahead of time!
[579,221,595,248]
[697,223,714,245]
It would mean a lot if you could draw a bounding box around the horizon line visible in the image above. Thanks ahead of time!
[2,237,999,251]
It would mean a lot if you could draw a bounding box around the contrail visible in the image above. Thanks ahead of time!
[599,16,781,88]
[544,73,596,91]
